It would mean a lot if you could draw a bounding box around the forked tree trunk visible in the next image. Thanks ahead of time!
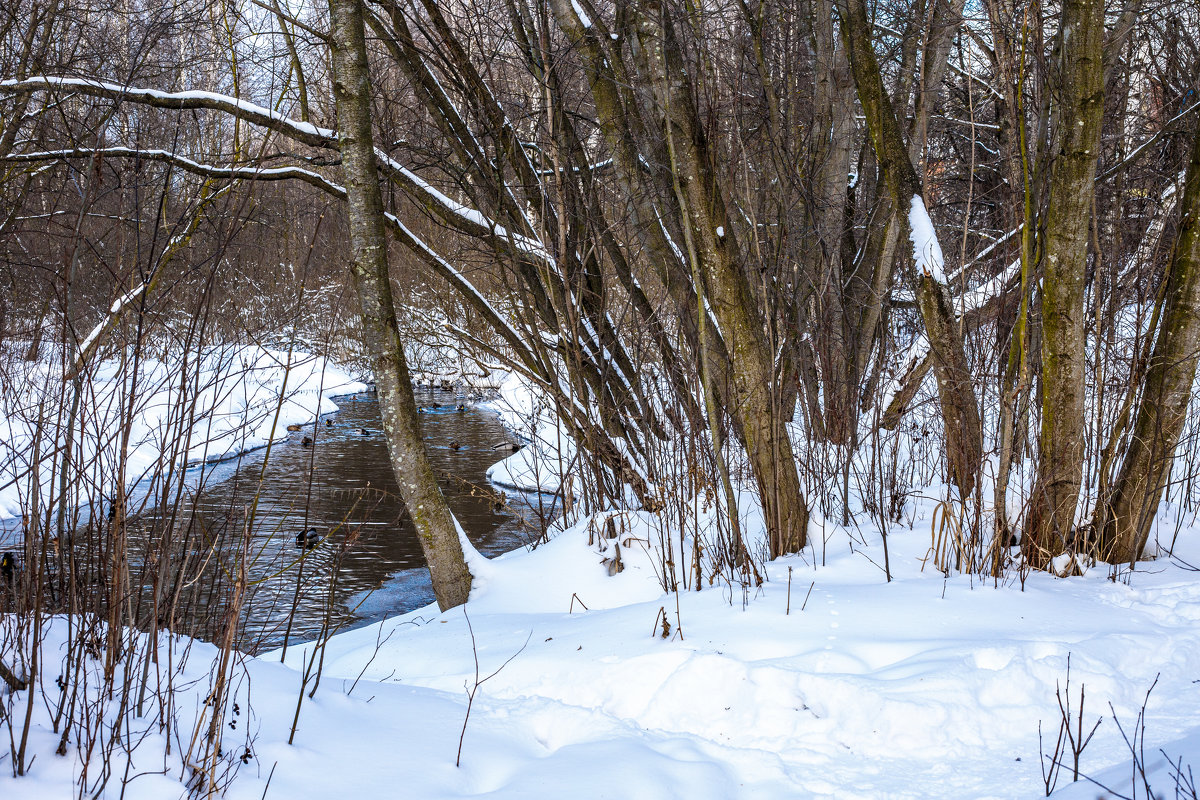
[1025,0,1106,563]
[326,0,471,610]
[838,0,983,496]
[1099,123,1200,564]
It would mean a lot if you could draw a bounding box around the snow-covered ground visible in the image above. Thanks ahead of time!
[4,490,1200,798]
[3,361,1199,799]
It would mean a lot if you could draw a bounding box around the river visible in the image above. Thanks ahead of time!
[158,388,550,653]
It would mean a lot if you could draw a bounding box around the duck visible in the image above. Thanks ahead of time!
[0,552,15,583]
[287,424,302,432]
[430,403,442,410]
[295,529,321,549]
[455,404,466,412]
[356,428,370,436]
[301,436,313,447]
[449,440,462,451]
[492,442,523,452]
[325,418,334,427]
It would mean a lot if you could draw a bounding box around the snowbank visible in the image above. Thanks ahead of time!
[0,344,366,524]
[6,490,1200,799]
[482,371,571,494]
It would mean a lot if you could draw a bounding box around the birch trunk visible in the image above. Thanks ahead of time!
[326,0,471,609]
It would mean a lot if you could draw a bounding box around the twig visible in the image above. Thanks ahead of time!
[456,610,530,767]
[569,592,588,613]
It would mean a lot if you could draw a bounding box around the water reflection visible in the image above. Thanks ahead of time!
[182,388,549,653]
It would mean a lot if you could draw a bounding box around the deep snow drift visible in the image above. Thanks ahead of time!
[3,366,1199,799]
[4,491,1200,798]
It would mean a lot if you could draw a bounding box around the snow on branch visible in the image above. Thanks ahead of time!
[908,195,947,284]
[72,282,149,368]
[879,257,1020,417]
[2,147,340,193]
[880,219,1023,418]
[374,151,555,267]
[0,76,333,146]
[0,77,556,268]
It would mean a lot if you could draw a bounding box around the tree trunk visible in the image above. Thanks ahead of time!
[1025,0,1106,563]
[326,0,471,610]
[1099,122,1200,564]
[649,5,810,556]
[550,0,810,555]
[837,0,983,496]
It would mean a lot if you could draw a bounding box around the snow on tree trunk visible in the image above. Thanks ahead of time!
[837,0,983,496]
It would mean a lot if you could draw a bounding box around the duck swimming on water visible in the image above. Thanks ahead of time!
[301,436,313,447]
[296,529,321,549]
[450,440,462,451]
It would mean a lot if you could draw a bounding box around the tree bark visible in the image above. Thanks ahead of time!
[1099,122,1200,564]
[326,0,471,610]
[1025,0,1106,563]
[837,0,983,496]
[551,0,810,555]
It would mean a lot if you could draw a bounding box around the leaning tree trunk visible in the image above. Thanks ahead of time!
[550,0,810,556]
[1099,122,1200,564]
[838,0,983,496]
[646,4,810,557]
[326,0,471,610]
[1025,0,1106,564]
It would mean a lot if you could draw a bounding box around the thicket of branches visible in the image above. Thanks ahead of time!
[0,0,1198,617]
[1,0,1200,792]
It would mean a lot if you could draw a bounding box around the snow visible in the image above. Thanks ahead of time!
[0,344,365,526]
[373,152,554,267]
[4,355,1200,800]
[0,77,333,145]
[909,194,947,284]
[5,488,1200,799]
[72,278,157,368]
[5,80,554,269]
[571,0,593,28]
[15,146,341,188]
[483,371,569,494]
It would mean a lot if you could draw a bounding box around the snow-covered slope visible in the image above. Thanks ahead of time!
[5,491,1199,799]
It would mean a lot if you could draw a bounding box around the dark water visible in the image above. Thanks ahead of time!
[176,388,549,653]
